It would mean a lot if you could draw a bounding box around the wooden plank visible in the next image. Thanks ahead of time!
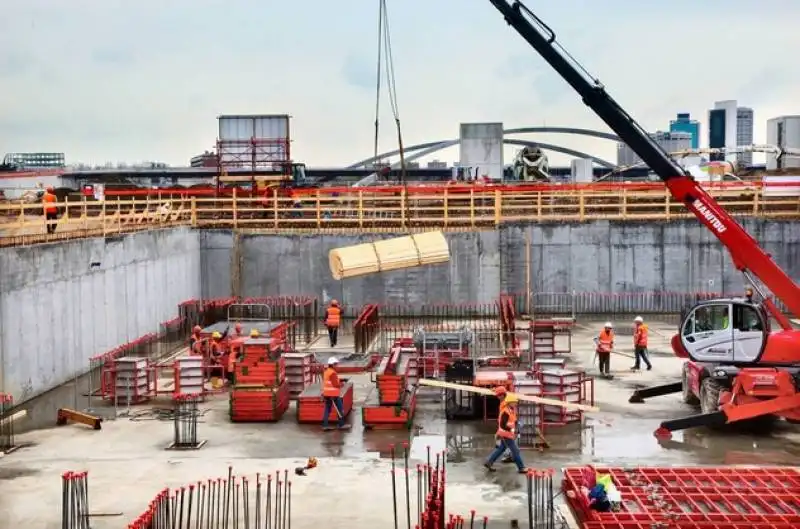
[0,409,26,428]
[417,379,600,413]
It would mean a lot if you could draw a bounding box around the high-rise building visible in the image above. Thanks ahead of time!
[669,113,700,149]
[766,115,800,170]
[617,131,693,167]
[707,100,753,165]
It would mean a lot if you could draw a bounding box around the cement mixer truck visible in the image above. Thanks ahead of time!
[511,146,550,182]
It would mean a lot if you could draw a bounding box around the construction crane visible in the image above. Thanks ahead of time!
[486,1,800,436]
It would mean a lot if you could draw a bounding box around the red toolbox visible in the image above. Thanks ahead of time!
[229,382,290,422]
[296,381,354,423]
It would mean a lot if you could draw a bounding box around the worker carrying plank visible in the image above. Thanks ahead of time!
[324,300,342,347]
[594,322,614,377]
[322,357,350,431]
[484,393,528,473]
[631,316,652,371]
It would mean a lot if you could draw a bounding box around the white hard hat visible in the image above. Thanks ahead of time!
[604,322,613,328]
[634,316,643,323]
[327,357,339,365]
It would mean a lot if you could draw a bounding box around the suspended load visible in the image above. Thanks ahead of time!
[328,231,450,280]
[412,326,474,348]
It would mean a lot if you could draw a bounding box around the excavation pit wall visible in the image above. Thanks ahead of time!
[2,218,800,410]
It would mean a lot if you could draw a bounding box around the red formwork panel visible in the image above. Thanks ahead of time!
[363,388,417,429]
[563,466,800,527]
[376,349,416,405]
[582,522,797,529]
[234,356,285,386]
[296,381,354,423]
[229,382,290,422]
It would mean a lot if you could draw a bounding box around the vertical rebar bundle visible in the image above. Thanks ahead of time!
[172,394,200,448]
[61,471,90,529]
[0,394,15,451]
[127,467,292,529]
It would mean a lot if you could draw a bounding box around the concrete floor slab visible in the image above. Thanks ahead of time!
[2,321,800,528]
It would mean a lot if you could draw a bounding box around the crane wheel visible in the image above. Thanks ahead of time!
[681,365,700,406]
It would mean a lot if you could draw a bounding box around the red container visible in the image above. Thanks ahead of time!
[229,382,290,422]
[296,381,354,423]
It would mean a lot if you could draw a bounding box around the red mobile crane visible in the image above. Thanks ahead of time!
[486,1,800,437]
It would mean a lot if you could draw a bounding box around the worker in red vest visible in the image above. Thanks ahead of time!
[42,186,58,234]
[484,394,527,473]
[325,300,342,347]
[595,322,614,376]
[631,316,652,371]
[322,357,349,430]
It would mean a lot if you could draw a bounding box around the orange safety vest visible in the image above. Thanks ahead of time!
[634,324,648,347]
[597,330,614,353]
[42,192,57,214]
[325,306,341,328]
[210,341,222,359]
[496,407,517,439]
[322,367,340,397]
[228,347,239,372]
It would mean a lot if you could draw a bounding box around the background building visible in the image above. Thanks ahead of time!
[669,113,700,149]
[617,131,693,167]
[708,100,753,165]
[190,151,217,168]
[766,115,800,170]
[3,152,65,169]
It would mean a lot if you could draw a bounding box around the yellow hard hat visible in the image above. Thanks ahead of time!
[250,329,260,337]
[504,394,519,404]
[212,331,222,339]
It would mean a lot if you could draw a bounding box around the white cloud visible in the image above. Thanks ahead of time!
[1,0,798,168]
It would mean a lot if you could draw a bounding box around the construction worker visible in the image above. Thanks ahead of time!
[42,186,58,234]
[209,332,223,362]
[325,300,341,347]
[484,394,527,473]
[595,322,614,376]
[493,386,517,464]
[189,325,203,355]
[233,322,244,337]
[322,357,350,430]
[631,316,652,371]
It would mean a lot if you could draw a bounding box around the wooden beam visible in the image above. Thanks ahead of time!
[417,379,600,413]
[0,409,26,428]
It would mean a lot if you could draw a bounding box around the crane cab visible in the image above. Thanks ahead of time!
[677,298,769,364]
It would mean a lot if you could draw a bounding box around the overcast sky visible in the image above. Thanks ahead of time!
[1,0,798,167]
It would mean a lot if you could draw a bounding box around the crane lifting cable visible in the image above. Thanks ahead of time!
[367,0,406,185]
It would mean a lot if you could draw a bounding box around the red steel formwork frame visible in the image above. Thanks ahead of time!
[216,115,291,193]
[563,466,800,527]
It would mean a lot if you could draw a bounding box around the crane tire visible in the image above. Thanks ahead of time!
[699,377,722,416]
[681,364,700,406]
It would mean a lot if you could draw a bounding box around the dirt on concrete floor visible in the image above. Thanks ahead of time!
[1,320,799,529]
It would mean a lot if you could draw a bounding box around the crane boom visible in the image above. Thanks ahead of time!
[487,1,800,323]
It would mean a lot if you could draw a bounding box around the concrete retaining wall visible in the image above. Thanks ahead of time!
[0,228,201,401]
[201,219,800,311]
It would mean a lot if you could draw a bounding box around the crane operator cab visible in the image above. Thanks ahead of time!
[677,298,768,364]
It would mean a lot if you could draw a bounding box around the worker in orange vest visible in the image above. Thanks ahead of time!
[233,322,243,337]
[322,357,349,430]
[595,322,614,376]
[631,316,652,371]
[42,186,58,234]
[493,386,518,464]
[189,325,204,355]
[325,300,342,347]
[484,394,527,473]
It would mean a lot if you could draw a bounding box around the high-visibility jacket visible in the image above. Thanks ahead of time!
[209,341,222,359]
[42,192,57,214]
[228,348,239,372]
[322,367,341,397]
[597,330,614,353]
[634,324,648,347]
[325,306,341,328]
[189,334,203,355]
[496,407,517,439]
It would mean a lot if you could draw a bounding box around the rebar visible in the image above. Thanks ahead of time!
[61,471,90,529]
[0,393,15,451]
[127,468,292,529]
[172,394,201,448]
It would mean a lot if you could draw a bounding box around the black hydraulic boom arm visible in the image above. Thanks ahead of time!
[486,1,800,324]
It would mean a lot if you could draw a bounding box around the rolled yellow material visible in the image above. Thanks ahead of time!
[329,231,450,280]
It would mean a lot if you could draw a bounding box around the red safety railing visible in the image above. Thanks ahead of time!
[354,303,380,354]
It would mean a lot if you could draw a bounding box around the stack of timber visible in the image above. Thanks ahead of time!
[328,231,450,280]
[229,338,289,422]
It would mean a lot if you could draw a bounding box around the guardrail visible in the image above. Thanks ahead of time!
[2,185,799,245]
